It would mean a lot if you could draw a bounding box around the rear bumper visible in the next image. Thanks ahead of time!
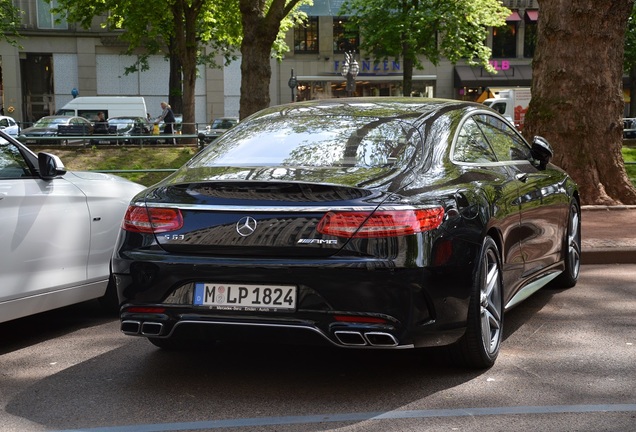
[113,254,474,349]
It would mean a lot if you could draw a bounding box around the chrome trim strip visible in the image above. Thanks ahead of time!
[134,202,440,213]
[505,271,562,310]
[163,320,414,349]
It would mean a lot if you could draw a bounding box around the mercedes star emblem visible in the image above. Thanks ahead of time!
[236,216,258,237]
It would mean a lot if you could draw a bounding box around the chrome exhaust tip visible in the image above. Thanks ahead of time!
[364,332,398,347]
[121,320,141,335]
[141,322,164,336]
[334,330,367,346]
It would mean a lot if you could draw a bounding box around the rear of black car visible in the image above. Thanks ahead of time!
[112,99,477,350]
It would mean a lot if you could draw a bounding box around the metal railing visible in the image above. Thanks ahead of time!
[19,133,207,148]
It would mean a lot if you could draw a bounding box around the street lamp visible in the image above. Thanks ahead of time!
[340,51,359,96]
[288,69,298,102]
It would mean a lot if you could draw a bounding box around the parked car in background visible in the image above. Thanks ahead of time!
[19,115,93,144]
[198,117,239,143]
[0,115,20,137]
[113,97,580,369]
[0,130,146,323]
[90,116,152,145]
[623,118,636,139]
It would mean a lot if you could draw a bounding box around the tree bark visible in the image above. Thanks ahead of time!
[239,0,302,120]
[171,0,201,139]
[524,0,636,205]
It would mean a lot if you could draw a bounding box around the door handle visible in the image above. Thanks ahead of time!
[515,173,528,182]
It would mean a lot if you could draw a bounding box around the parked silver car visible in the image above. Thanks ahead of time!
[198,117,239,143]
[0,130,145,323]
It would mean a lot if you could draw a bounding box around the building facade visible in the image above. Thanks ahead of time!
[0,0,538,127]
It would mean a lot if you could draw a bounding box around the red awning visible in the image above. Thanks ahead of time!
[506,11,521,21]
[526,10,539,21]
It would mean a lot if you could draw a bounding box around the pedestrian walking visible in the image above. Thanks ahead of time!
[154,101,176,144]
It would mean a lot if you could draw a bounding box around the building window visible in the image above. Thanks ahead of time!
[524,18,537,58]
[333,18,359,53]
[294,17,318,53]
[37,0,68,29]
[492,22,517,58]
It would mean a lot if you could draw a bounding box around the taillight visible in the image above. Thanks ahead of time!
[317,207,444,238]
[122,205,183,234]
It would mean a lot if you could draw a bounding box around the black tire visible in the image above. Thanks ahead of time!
[451,236,504,369]
[552,201,581,288]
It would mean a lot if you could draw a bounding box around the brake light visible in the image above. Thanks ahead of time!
[122,205,183,234]
[126,306,166,314]
[317,207,444,238]
[334,315,388,324]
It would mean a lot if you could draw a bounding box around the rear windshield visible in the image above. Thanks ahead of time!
[189,115,418,169]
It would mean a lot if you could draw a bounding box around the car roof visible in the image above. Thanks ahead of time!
[246,97,474,123]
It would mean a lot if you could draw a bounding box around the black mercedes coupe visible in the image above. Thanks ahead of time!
[112,98,580,368]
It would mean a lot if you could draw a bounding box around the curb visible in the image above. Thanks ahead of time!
[581,205,636,211]
[581,205,636,265]
[582,248,636,265]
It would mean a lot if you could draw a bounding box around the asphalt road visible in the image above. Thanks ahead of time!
[1,264,635,432]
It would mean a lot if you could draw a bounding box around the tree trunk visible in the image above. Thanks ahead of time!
[172,0,201,140]
[525,0,636,205]
[239,0,302,120]
[239,1,278,119]
[239,19,273,119]
[168,43,183,116]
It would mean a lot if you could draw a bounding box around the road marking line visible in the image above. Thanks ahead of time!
[52,404,636,432]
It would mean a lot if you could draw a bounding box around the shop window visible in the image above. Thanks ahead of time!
[36,0,68,29]
[333,18,359,53]
[294,17,319,53]
[492,22,517,58]
[524,20,537,58]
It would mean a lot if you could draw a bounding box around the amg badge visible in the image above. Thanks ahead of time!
[297,239,338,245]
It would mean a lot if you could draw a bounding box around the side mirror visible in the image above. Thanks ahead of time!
[38,152,67,180]
[531,136,553,170]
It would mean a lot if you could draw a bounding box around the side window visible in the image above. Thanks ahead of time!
[476,115,531,162]
[453,117,498,164]
[490,102,507,115]
[0,143,31,179]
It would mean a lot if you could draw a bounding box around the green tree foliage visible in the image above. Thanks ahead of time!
[340,0,509,95]
[0,0,22,46]
[51,0,242,134]
[238,0,309,119]
[51,0,308,123]
[625,4,636,116]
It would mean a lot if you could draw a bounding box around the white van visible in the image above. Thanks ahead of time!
[56,96,148,121]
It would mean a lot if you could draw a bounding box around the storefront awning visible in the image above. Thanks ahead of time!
[526,10,539,21]
[454,65,532,88]
[297,75,437,82]
[506,11,522,21]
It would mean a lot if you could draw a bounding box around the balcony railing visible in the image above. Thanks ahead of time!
[501,0,538,9]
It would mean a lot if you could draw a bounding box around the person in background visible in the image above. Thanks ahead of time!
[154,101,176,144]
[93,111,109,135]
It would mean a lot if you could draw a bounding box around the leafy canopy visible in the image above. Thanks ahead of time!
[340,0,510,71]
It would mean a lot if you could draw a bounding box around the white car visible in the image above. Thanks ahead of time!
[0,115,20,137]
[0,130,146,323]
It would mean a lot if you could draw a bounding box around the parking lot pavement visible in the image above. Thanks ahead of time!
[581,205,636,264]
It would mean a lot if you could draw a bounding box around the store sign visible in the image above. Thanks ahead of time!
[334,60,401,74]
[490,60,511,71]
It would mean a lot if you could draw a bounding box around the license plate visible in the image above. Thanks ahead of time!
[194,283,296,311]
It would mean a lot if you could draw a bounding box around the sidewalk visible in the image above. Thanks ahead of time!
[581,205,636,264]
